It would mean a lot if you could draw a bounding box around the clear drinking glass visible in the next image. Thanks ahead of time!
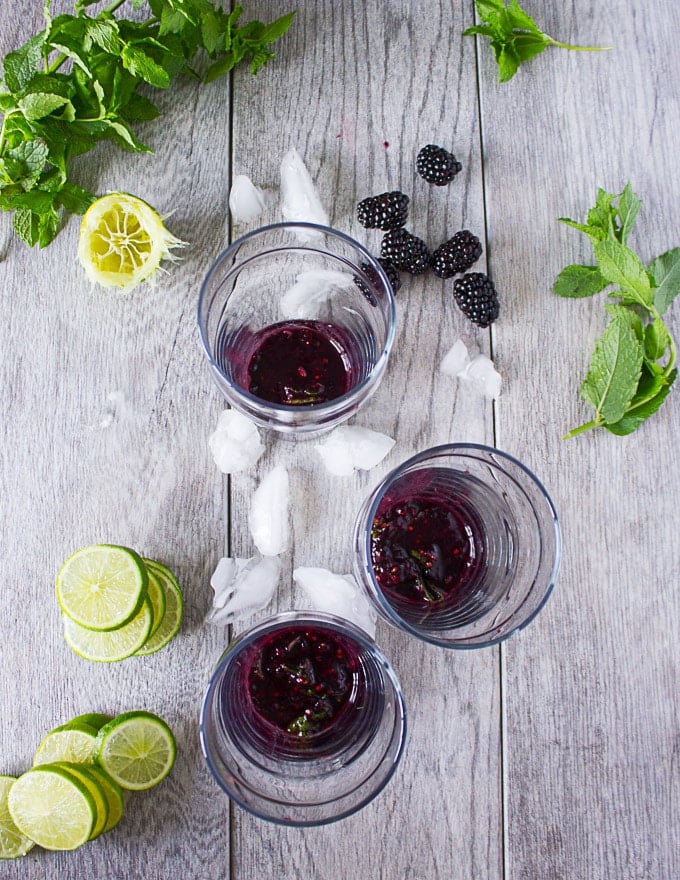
[199,611,407,826]
[197,223,396,436]
[353,444,562,649]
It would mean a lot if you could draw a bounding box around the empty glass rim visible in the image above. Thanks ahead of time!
[357,443,562,649]
[198,610,408,826]
[196,221,397,415]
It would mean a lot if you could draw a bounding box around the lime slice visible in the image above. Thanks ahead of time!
[56,544,148,631]
[33,722,98,765]
[135,560,183,657]
[8,765,96,851]
[0,776,35,860]
[95,711,176,791]
[54,764,108,841]
[78,192,185,291]
[84,765,124,833]
[142,564,166,642]
[61,713,112,732]
[63,598,153,662]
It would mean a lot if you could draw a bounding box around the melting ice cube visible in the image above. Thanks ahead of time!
[280,148,329,241]
[293,567,377,638]
[208,409,265,474]
[250,465,290,556]
[228,174,268,224]
[315,425,395,477]
[440,339,502,400]
[207,555,281,624]
[280,269,356,320]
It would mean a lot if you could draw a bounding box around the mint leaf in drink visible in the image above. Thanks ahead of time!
[464,0,610,82]
[557,184,678,438]
[579,308,643,424]
[553,264,609,298]
[648,247,680,315]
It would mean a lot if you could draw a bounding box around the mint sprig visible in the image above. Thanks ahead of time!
[464,0,610,83]
[0,1,295,248]
[554,184,679,438]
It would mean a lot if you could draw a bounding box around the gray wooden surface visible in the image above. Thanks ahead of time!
[1,1,678,878]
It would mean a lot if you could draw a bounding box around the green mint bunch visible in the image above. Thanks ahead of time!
[0,0,295,247]
[554,183,679,438]
[464,0,610,83]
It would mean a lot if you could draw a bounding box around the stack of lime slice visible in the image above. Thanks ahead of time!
[2,711,176,857]
[56,545,183,662]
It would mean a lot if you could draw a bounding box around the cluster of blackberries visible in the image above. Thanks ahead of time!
[355,145,499,327]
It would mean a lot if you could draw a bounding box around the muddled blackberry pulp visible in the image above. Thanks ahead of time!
[370,468,485,618]
[246,626,366,741]
[246,320,354,406]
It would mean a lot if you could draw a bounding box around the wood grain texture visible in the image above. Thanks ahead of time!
[478,1,680,878]
[2,0,679,878]
[228,2,500,879]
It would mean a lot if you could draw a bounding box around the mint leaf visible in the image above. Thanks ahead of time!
[121,44,171,88]
[644,318,670,361]
[4,33,45,93]
[593,239,654,307]
[13,208,41,246]
[648,246,680,315]
[558,217,607,244]
[580,309,643,424]
[605,368,676,435]
[553,264,609,298]
[84,19,122,55]
[18,92,72,121]
[617,182,641,245]
[465,0,609,82]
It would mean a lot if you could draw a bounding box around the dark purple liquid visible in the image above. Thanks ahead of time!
[246,625,365,740]
[371,468,485,614]
[246,320,353,406]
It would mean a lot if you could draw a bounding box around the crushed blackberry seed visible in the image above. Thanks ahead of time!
[380,228,430,275]
[357,191,409,230]
[432,231,483,278]
[453,273,500,327]
[416,144,462,186]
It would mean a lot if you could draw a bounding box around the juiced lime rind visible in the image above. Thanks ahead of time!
[78,192,186,291]
[135,560,183,657]
[0,776,35,860]
[33,724,98,766]
[63,598,153,663]
[60,713,113,732]
[54,763,109,841]
[95,711,176,791]
[8,764,96,851]
[56,544,148,632]
[142,565,166,642]
[84,765,124,834]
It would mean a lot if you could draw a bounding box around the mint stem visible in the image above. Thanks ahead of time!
[562,419,600,440]
[548,39,612,52]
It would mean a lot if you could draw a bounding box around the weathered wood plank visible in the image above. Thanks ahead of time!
[228,2,502,878]
[478,1,680,878]
[0,2,230,875]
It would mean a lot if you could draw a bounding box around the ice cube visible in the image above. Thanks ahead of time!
[280,148,329,241]
[208,409,265,474]
[461,354,502,399]
[293,567,377,638]
[250,465,290,556]
[280,269,356,320]
[207,555,281,624]
[315,425,395,477]
[228,174,268,224]
[440,339,471,377]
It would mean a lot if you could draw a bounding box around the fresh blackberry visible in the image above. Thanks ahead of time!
[416,144,462,186]
[453,273,500,327]
[357,191,409,230]
[380,228,430,275]
[354,258,402,304]
[432,231,482,278]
